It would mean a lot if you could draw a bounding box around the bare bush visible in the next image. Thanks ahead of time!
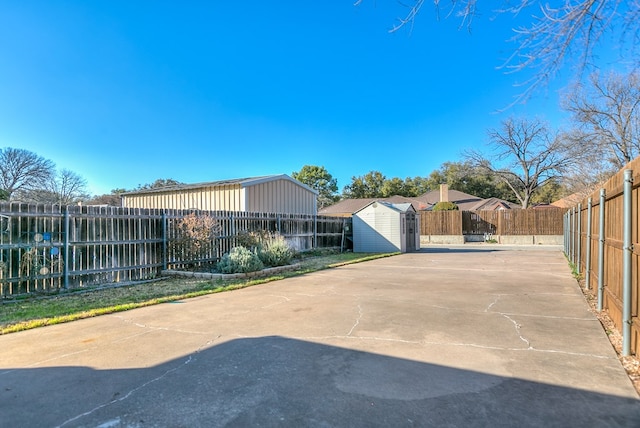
[169,214,221,264]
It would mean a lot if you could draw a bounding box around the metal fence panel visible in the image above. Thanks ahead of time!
[0,204,347,297]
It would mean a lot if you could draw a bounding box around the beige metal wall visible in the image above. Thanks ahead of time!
[122,184,244,211]
[122,179,317,214]
[245,179,317,214]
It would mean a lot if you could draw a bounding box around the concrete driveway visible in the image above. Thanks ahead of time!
[1,245,639,427]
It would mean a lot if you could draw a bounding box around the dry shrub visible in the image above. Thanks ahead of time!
[169,214,221,262]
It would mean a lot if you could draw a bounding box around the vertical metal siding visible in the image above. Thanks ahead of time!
[122,179,315,214]
[245,179,316,214]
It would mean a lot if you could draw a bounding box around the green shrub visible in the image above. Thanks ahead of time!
[234,230,270,252]
[432,201,459,211]
[217,246,264,273]
[258,234,293,267]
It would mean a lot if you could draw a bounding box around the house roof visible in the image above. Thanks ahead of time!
[468,197,519,211]
[551,193,584,209]
[417,189,484,211]
[319,195,427,216]
[122,174,318,196]
[320,188,517,215]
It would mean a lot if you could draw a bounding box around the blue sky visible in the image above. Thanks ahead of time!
[0,1,604,196]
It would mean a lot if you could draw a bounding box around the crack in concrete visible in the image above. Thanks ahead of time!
[56,335,222,428]
[110,314,210,335]
[0,347,94,375]
[485,295,502,312]
[419,340,614,360]
[260,294,291,309]
[57,355,195,427]
[347,304,363,336]
[302,334,421,345]
[288,332,616,360]
[502,314,532,349]
[500,312,595,321]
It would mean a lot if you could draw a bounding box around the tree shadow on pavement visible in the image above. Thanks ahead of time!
[1,336,639,427]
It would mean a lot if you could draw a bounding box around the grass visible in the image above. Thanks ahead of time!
[0,250,398,335]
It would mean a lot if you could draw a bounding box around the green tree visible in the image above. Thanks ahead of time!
[432,201,459,211]
[425,161,517,202]
[403,176,431,196]
[530,179,565,205]
[291,165,339,209]
[342,171,386,198]
[135,178,183,190]
[381,177,409,197]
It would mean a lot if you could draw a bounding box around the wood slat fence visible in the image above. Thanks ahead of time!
[566,156,640,356]
[0,204,348,297]
[420,209,564,236]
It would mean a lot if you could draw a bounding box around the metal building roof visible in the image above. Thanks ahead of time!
[122,174,318,196]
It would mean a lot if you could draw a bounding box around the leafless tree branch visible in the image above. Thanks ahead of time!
[464,117,573,208]
[356,1,637,104]
[0,147,55,200]
[563,70,640,169]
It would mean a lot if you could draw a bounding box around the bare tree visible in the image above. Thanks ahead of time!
[85,189,126,207]
[0,147,55,200]
[356,1,640,102]
[563,71,640,169]
[49,169,90,205]
[466,117,573,208]
[20,169,90,205]
[557,129,617,198]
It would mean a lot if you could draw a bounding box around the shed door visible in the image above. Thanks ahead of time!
[405,212,416,252]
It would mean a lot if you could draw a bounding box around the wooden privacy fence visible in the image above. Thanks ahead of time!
[566,156,640,356]
[0,203,347,297]
[420,209,564,236]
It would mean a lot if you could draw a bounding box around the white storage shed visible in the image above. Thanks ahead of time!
[352,201,420,253]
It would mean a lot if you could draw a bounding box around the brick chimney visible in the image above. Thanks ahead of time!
[439,184,449,203]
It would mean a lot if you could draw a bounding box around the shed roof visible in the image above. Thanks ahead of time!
[122,174,318,196]
[319,195,427,216]
[354,200,417,215]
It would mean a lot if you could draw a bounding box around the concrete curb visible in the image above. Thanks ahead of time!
[160,263,301,281]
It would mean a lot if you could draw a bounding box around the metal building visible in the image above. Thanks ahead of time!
[352,201,420,253]
[121,175,318,215]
